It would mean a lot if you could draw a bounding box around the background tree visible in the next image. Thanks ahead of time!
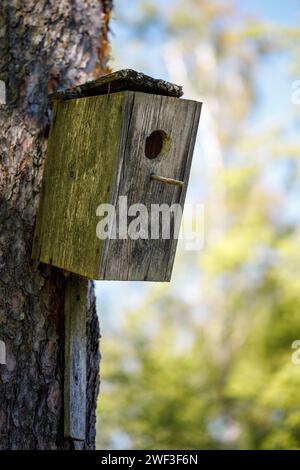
[98,0,300,450]
[0,0,112,450]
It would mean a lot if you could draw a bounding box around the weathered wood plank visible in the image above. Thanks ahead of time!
[100,92,202,281]
[0,341,6,365]
[64,275,87,440]
[51,69,183,101]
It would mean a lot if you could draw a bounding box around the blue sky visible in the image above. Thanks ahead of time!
[239,0,299,25]
[243,0,299,130]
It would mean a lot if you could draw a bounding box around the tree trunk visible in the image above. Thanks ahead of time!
[0,0,112,450]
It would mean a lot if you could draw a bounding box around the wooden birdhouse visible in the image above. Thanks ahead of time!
[32,70,202,281]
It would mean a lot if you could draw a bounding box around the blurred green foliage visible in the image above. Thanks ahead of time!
[97,0,300,449]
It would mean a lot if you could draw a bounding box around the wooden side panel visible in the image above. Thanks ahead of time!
[32,93,125,278]
[100,92,202,281]
[64,275,87,440]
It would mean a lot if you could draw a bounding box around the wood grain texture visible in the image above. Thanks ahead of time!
[100,92,202,281]
[64,275,87,440]
[32,91,201,281]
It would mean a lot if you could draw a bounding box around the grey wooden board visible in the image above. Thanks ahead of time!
[64,275,87,440]
[0,341,6,365]
[32,90,201,281]
[51,69,183,101]
[99,92,202,281]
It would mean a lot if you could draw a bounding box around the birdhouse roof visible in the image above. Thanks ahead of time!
[51,69,183,101]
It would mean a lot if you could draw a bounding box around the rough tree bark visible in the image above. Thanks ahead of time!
[0,0,112,450]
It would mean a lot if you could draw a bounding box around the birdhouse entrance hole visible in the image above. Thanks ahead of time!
[145,130,171,160]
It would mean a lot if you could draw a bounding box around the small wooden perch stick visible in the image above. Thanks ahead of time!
[150,173,184,187]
